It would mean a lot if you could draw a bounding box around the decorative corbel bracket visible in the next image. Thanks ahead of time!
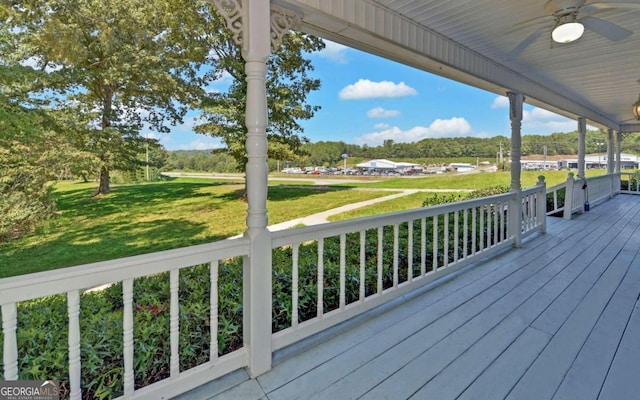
[269,6,301,52]
[212,0,301,53]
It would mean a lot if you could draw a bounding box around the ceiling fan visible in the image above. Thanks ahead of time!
[510,0,640,56]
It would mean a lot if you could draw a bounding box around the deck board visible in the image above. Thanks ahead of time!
[178,194,640,400]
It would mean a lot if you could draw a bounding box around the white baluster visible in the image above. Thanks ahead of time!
[453,211,459,263]
[407,221,413,281]
[479,207,485,251]
[463,208,468,259]
[170,269,180,377]
[444,213,450,268]
[393,224,399,288]
[210,262,219,362]
[486,206,491,248]
[497,203,501,243]
[432,216,438,272]
[317,239,324,318]
[420,218,426,276]
[339,234,346,309]
[472,207,477,255]
[291,245,299,328]
[359,231,366,301]
[377,227,383,294]
[67,290,81,400]
[123,279,134,397]
[2,303,18,380]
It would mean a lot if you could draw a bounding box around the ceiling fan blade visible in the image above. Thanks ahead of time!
[509,15,551,33]
[582,16,633,41]
[509,28,545,57]
[582,2,640,16]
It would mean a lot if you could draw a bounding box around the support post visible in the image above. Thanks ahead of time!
[607,128,615,198]
[564,172,575,220]
[606,128,614,174]
[214,0,300,377]
[242,0,272,377]
[577,117,586,179]
[507,92,523,247]
[615,131,622,173]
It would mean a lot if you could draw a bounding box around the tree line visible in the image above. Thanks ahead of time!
[164,130,640,173]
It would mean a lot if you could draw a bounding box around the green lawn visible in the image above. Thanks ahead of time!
[335,170,600,190]
[328,191,463,221]
[0,178,390,278]
[0,169,601,278]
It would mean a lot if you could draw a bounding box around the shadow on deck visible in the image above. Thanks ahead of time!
[179,194,640,400]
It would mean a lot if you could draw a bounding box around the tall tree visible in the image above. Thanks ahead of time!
[4,0,216,194]
[194,21,324,172]
[0,61,59,241]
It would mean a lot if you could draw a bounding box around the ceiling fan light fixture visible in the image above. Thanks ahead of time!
[551,20,584,43]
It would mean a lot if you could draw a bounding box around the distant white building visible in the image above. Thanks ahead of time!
[448,163,476,172]
[557,153,639,170]
[356,159,421,173]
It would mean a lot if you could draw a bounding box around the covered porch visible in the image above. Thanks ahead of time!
[185,193,640,400]
[3,0,640,399]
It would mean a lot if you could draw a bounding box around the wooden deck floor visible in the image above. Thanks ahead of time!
[180,194,640,400]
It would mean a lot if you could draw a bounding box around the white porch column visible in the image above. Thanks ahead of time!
[214,0,274,376]
[607,128,615,198]
[615,131,622,173]
[243,0,272,377]
[577,117,586,178]
[507,92,523,247]
[606,128,615,174]
[215,0,300,377]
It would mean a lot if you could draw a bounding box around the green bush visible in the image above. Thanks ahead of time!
[0,173,56,241]
[0,260,243,400]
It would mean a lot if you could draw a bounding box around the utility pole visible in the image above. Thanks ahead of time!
[145,140,150,181]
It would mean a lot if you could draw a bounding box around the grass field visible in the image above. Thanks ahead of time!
[0,178,390,278]
[0,169,598,278]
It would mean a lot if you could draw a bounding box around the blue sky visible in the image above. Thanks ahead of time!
[157,40,581,150]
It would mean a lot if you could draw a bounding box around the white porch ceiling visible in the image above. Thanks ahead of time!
[273,0,640,133]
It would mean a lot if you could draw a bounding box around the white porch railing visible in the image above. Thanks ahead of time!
[270,178,547,351]
[620,172,640,195]
[1,239,251,400]
[561,172,621,219]
[1,181,547,399]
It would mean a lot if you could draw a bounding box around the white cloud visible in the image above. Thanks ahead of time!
[374,122,391,129]
[491,96,509,109]
[354,117,472,146]
[173,139,223,151]
[339,79,418,100]
[523,107,577,132]
[317,40,349,63]
[492,96,596,133]
[367,107,401,118]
